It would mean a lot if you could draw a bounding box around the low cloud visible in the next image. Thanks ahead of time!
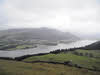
[0,0,100,35]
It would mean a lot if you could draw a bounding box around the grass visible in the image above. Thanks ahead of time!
[0,59,99,75]
[24,50,100,70]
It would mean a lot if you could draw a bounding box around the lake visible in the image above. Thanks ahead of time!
[0,40,97,58]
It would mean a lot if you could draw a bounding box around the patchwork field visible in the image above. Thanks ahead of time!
[24,50,100,71]
[0,49,100,75]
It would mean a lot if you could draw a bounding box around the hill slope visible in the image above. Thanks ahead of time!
[84,41,100,50]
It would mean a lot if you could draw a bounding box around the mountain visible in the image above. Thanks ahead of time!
[0,27,79,41]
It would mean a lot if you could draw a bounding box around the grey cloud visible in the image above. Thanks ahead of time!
[0,0,100,34]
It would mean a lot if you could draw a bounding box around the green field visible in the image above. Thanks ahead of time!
[0,40,36,50]
[24,50,100,70]
[0,59,99,75]
[7,45,36,50]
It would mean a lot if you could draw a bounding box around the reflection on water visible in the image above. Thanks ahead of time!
[0,40,97,58]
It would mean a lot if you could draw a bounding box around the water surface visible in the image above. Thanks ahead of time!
[0,40,97,58]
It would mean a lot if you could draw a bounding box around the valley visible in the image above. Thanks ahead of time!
[0,28,99,75]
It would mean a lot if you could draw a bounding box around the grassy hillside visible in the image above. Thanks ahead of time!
[24,50,100,70]
[0,59,99,75]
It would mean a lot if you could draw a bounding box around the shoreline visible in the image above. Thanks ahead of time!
[0,47,80,61]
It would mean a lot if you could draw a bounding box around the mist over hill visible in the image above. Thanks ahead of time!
[0,28,79,41]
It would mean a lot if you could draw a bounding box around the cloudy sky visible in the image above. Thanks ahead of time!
[0,0,100,35]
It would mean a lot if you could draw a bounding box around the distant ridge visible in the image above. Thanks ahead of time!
[0,27,79,41]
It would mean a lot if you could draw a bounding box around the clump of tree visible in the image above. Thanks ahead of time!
[84,53,94,57]
[73,51,84,56]
[50,48,79,54]
[73,51,79,55]
[79,53,84,56]
[73,51,94,58]
[89,53,94,57]
[85,53,89,56]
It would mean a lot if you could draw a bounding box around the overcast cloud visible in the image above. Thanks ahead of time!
[0,0,100,34]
